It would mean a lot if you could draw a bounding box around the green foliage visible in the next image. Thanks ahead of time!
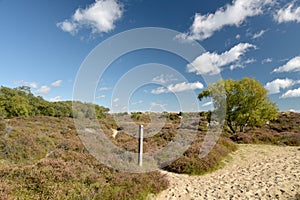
[72,101,108,119]
[0,118,5,131]
[199,78,279,133]
[131,112,142,120]
[0,86,109,119]
[166,112,180,121]
[7,95,31,117]
[130,112,151,124]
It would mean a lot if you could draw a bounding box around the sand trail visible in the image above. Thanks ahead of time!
[151,144,300,200]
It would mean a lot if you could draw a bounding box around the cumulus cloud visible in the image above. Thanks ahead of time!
[187,43,255,75]
[273,56,300,73]
[264,78,295,94]
[262,58,273,64]
[13,80,38,89]
[57,20,77,34]
[98,86,111,91]
[113,98,119,103]
[149,102,167,109]
[131,100,143,105]
[96,95,106,98]
[50,96,62,102]
[288,109,300,113]
[178,0,272,41]
[281,87,300,98]
[202,101,213,107]
[57,0,123,35]
[252,29,267,39]
[51,80,62,87]
[152,74,177,84]
[35,85,51,95]
[274,2,300,23]
[151,82,203,94]
[229,58,256,70]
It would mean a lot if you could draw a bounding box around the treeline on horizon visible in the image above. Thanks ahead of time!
[0,86,109,119]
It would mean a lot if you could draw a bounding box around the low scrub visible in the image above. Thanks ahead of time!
[0,116,168,200]
[230,112,300,146]
[164,137,237,175]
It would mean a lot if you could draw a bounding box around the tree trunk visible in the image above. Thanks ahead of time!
[227,120,236,134]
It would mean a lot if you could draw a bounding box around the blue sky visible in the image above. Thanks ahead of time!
[1,0,300,112]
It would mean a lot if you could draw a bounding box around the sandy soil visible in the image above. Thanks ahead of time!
[150,144,300,200]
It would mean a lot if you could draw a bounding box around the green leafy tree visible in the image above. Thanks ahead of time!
[6,95,31,117]
[199,78,279,133]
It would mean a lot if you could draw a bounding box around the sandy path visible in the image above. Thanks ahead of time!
[151,144,300,200]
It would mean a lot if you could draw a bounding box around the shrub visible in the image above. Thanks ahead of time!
[164,137,237,175]
[0,116,169,199]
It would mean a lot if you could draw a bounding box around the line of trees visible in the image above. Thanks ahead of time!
[0,86,109,119]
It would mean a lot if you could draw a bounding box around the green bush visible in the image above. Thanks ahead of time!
[0,118,5,131]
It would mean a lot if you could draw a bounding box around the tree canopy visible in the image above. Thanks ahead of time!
[0,86,109,119]
[199,78,279,133]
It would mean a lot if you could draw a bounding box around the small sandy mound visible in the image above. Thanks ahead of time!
[151,144,300,200]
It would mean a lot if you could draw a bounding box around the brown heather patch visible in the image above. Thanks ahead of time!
[0,116,168,199]
[229,112,300,146]
[164,136,237,175]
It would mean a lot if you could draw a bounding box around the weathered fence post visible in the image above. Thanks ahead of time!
[138,125,143,166]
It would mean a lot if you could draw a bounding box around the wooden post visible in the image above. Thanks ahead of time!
[138,125,143,166]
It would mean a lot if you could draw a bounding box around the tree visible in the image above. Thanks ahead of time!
[6,95,31,117]
[198,78,279,133]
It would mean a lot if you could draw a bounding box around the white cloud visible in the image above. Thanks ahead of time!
[229,58,256,70]
[57,0,123,34]
[152,74,177,84]
[51,80,62,87]
[262,58,273,64]
[35,85,51,95]
[274,3,300,23]
[131,100,143,105]
[151,82,204,94]
[57,20,77,34]
[13,80,38,89]
[229,63,243,70]
[178,0,272,41]
[281,87,300,98]
[187,43,255,75]
[113,98,119,103]
[244,58,256,64]
[273,56,300,73]
[252,29,267,39]
[202,102,213,107]
[264,78,295,94]
[288,109,300,113]
[50,96,62,102]
[235,34,241,40]
[98,86,111,91]
[96,95,106,98]
[150,102,167,108]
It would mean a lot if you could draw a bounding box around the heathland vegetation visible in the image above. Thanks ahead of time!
[0,78,299,199]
